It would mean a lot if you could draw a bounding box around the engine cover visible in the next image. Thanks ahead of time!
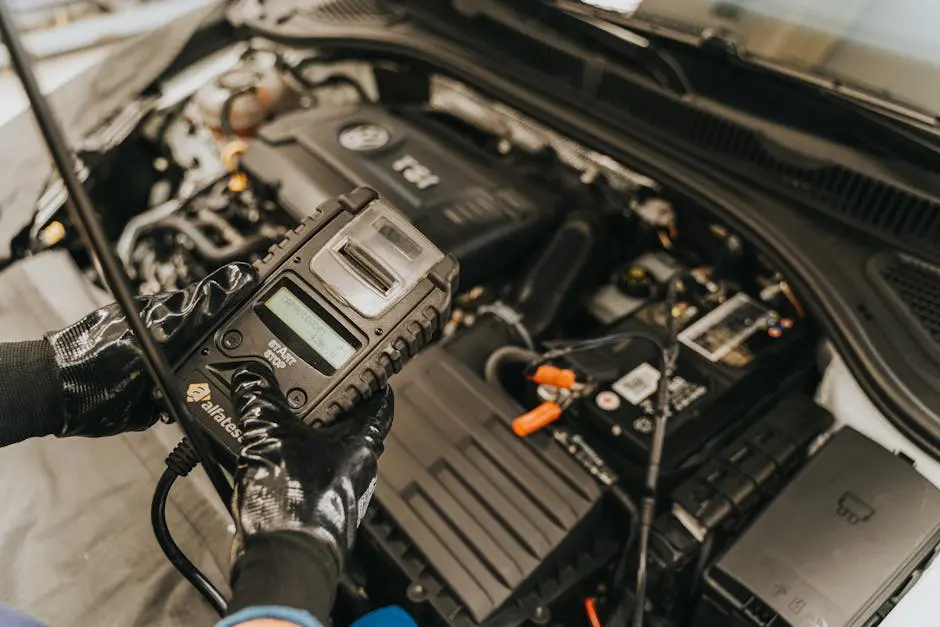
[241,103,557,287]
[361,344,611,626]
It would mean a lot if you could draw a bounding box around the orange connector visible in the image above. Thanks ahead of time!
[527,365,577,389]
[513,401,563,437]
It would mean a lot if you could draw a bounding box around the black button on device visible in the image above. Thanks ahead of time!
[221,330,243,350]
[287,388,307,409]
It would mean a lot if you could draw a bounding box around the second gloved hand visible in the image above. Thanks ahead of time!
[45,263,258,438]
[225,361,394,623]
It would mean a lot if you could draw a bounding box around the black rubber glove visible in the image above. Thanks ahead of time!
[226,361,394,622]
[44,262,258,438]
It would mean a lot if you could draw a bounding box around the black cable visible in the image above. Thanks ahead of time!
[611,485,640,592]
[153,439,228,616]
[525,301,679,621]
[686,533,714,614]
[649,48,695,96]
[538,332,667,366]
[153,470,228,616]
[0,2,233,505]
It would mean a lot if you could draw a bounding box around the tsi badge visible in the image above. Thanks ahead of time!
[186,381,243,441]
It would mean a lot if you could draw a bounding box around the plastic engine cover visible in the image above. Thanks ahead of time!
[362,344,606,625]
[240,103,556,287]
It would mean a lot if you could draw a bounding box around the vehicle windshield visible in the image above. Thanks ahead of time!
[577,0,940,117]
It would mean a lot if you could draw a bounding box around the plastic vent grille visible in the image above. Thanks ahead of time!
[592,74,940,257]
[303,0,400,24]
[881,256,940,343]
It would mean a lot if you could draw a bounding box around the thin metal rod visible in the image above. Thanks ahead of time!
[0,3,233,505]
[633,276,681,627]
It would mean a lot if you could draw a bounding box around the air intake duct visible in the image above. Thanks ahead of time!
[509,210,603,338]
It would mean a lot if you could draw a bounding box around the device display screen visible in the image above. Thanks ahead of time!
[264,286,356,369]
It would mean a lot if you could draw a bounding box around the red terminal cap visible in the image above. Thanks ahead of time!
[513,402,563,437]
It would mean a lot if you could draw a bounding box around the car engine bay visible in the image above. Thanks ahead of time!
[12,37,940,627]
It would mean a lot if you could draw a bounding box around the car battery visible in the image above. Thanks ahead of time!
[564,291,811,471]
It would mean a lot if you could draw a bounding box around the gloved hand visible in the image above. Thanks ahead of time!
[45,262,258,438]
[225,361,394,622]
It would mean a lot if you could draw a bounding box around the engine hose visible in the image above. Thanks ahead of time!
[509,210,602,339]
[159,215,271,264]
[116,174,230,272]
[484,345,540,386]
[195,209,243,243]
[220,85,258,138]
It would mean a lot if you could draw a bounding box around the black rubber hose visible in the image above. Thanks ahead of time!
[509,210,602,339]
[158,216,271,264]
[483,345,540,386]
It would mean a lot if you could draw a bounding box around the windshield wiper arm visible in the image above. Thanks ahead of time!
[550,4,940,159]
[452,0,693,95]
[546,0,694,94]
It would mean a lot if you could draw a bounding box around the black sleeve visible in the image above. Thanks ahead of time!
[227,530,339,624]
[0,341,65,446]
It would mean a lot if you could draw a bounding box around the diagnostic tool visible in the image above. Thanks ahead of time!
[176,187,458,458]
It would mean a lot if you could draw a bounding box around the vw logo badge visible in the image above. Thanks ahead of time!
[338,123,390,151]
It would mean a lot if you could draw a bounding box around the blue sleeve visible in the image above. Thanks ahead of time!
[217,605,416,627]
[216,606,322,627]
[0,605,45,627]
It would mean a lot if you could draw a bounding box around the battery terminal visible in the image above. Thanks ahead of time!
[514,367,593,437]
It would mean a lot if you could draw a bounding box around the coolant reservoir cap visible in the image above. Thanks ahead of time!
[616,265,653,298]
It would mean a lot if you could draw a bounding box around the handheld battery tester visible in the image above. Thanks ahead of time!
[176,187,458,459]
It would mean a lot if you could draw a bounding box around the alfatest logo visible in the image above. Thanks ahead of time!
[187,382,211,403]
[187,382,243,441]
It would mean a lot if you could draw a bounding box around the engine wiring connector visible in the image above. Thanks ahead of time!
[526,364,577,389]
[513,367,592,437]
